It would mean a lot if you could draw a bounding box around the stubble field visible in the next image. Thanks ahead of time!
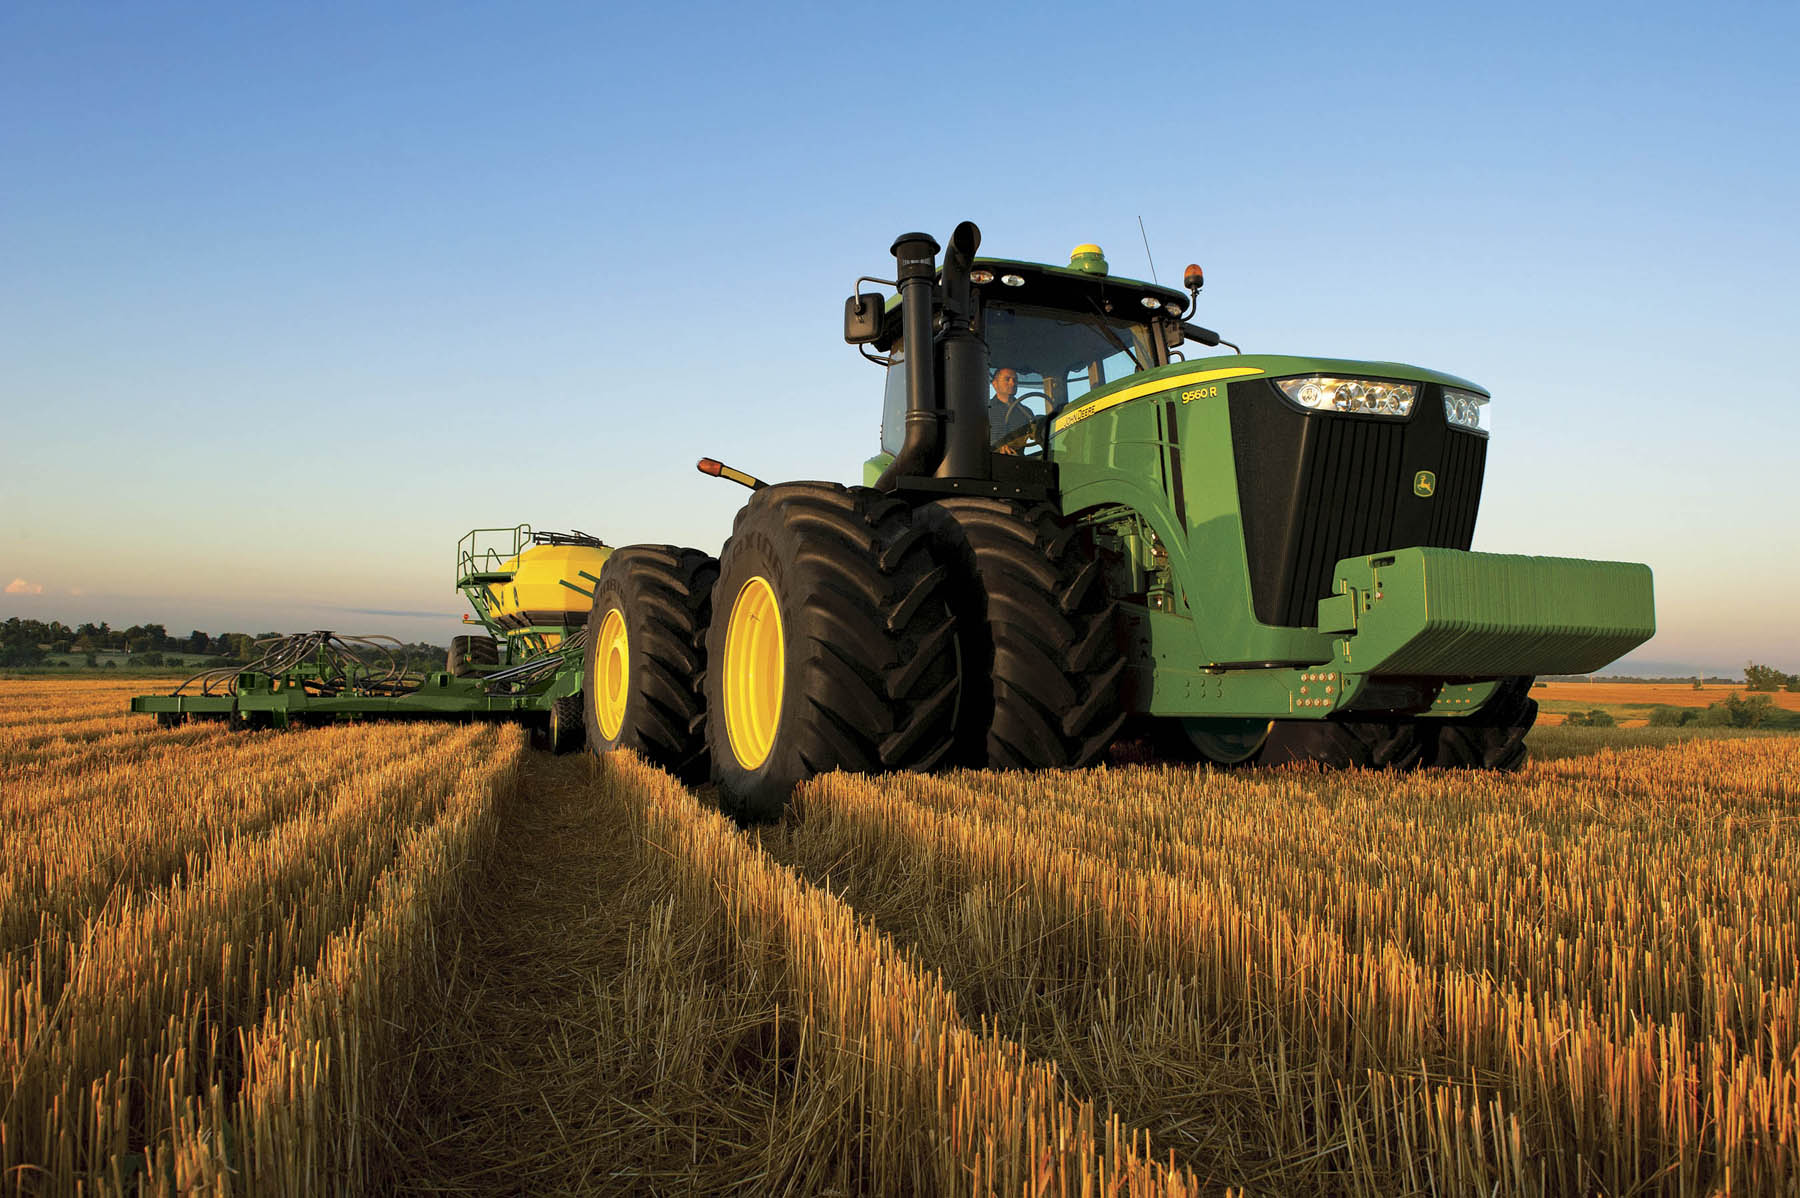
[2,678,1797,1195]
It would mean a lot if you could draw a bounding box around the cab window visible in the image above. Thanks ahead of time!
[982,302,1158,418]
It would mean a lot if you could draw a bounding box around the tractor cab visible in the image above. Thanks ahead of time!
[859,236,1196,486]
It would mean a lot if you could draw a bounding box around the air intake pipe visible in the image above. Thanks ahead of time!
[874,232,943,491]
[936,221,989,480]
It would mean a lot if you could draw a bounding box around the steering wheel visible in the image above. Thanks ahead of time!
[995,395,1051,456]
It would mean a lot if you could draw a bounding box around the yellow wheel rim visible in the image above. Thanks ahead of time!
[723,575,785,770]
[594,607,629,741]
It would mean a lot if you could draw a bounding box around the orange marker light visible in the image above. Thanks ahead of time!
[1183,264,1204,291]
[696,457,768,491]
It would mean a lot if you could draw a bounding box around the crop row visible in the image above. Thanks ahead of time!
[0,719,524,1194]
[771,737,1800,1195]
[608,752,1211,1196]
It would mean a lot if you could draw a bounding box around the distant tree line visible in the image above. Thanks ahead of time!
[1,618,446,672]
[1743,662,1800,692]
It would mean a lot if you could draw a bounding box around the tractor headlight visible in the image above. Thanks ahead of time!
[1443,387,1489,432]
[1275,376,1417,417]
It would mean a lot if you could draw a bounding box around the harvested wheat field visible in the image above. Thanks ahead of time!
[1537,681,1800,711]
[4,678,1799,1195]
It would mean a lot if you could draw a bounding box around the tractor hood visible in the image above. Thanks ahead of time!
[1050,354,1486,438]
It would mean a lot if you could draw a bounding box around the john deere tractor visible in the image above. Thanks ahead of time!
[584,222,1654,818]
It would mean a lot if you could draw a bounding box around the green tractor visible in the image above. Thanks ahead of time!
[584,222,1654,818]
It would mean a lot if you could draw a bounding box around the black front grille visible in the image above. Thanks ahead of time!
[1229,380,1488,628]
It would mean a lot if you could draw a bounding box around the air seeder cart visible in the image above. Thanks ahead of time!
[581,221,1657,818]
[129,526,608,752]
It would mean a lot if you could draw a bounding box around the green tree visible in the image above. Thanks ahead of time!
[1742,661,1785,690]
[1745,663,1787,692]
[1700,694,1774,728]
[0,643,45,667]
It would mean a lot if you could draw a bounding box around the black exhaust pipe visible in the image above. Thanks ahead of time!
[874,232,943,491]
[936,221,989,480]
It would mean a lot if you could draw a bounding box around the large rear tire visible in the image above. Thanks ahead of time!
[447,635,499,677]
[1419,675,1537,770]
[583,545,718,781]
[914,498,1123,769]
[705,482,958,822]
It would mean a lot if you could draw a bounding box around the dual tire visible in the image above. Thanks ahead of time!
[1259,676,1535,771]
[1142,676,1537,773]
[703,483,959,821]
[582,486,1130,817]
[1418,675,1537,770]
[914,498,1123,770]
[583,546,719,779]
[584,489,1124,818]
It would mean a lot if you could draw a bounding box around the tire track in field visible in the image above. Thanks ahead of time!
[387,754,810,1196]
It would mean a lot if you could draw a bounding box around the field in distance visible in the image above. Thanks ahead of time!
[3,677,1798,1195]
[1534,679,1800,726]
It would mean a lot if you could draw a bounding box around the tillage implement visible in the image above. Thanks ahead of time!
[129,527,605,750]
[585,221,1654,819]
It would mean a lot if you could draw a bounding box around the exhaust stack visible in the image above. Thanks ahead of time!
[875,232,943,490]
[936,221,989,481]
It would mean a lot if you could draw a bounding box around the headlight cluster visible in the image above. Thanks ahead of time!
[1443,387,1489,431]
[1275,376,1417,417]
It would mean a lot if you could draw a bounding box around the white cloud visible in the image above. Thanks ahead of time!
[4,578,45,595]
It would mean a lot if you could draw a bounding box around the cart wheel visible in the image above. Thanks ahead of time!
[228,707,271,733]
[545,693,585,755]
[448,635,500,677]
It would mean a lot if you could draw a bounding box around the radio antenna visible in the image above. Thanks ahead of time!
[1137,215,1159,284]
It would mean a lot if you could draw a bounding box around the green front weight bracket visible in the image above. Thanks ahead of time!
[1322,547,1657,679]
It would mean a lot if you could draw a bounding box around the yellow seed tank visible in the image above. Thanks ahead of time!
[488,542,613,640]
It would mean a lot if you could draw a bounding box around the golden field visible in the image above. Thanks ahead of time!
[1536,681,1800,710]
[1535,681,1800,726]
[2,678,1798,1194]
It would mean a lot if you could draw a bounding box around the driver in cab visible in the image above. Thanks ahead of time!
[987,367,1036,454]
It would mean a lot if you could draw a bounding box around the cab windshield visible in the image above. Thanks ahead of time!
[879,302,1160,455]
[983,301,1158,418]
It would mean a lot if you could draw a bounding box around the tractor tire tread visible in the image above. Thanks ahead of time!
[707,483,958,822]
[917,497,1122,770]
[584,545,718,781]
[1422,676,1537,771]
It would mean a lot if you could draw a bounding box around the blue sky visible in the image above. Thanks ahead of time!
[2,1,1795,673]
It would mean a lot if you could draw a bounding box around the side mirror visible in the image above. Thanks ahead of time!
[1182,322,1222,347]
[844,293,885,344]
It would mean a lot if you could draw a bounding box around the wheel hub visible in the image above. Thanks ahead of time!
[594,607,629,740]
[722,575,784,770]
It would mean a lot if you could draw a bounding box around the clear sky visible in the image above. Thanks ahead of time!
[3,1,1795,674]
